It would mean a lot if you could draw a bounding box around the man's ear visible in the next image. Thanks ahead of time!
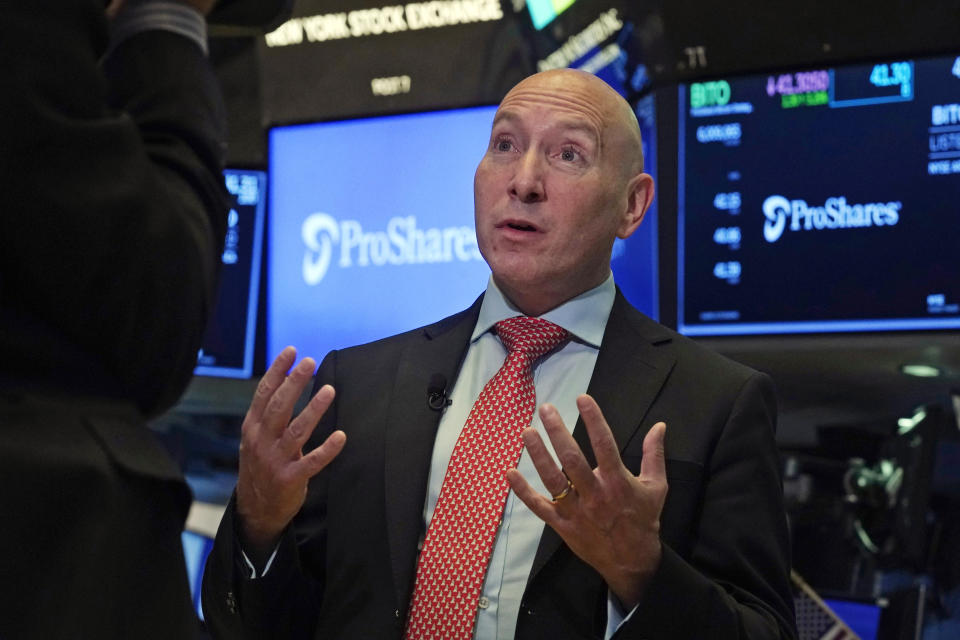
[616,173,655,239]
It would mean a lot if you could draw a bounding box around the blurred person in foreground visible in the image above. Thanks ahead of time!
[205,69,798,639]
[0,0,228,637]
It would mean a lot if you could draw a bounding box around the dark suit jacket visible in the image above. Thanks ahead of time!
[0,0,227,416]
[204,292,797,639]
[0,2,227,637]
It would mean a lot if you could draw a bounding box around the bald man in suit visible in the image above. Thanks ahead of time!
[203,69,797,640]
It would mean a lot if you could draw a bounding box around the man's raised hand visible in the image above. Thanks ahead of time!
[506,395,667,610]
[236,347,346,559]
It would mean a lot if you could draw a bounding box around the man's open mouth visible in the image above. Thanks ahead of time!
[503,221,538,232]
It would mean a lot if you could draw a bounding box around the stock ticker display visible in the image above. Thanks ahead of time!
[677,54,960,336]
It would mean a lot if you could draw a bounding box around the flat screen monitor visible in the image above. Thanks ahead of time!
[267,105,659,365]
[181,530,214,621]
[821,597,882,640]
[194,168,266,378]
[677,53,960,336]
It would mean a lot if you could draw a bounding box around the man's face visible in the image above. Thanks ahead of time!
[473,70,652,315]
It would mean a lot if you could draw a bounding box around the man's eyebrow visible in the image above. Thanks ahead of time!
[553,118,600,142]
[491,109,522,128]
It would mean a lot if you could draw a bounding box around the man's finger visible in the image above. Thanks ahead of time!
[296,430,347,480]
[506,468,557,525]
[639,422,667,482]
[539,403,596,495]
[248,346,296,423]
[262,356,316,436]
[283,384,336,451]
[519,427,568,499]
[576,394,623,472]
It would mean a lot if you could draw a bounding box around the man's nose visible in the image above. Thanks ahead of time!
[508,151,545,203]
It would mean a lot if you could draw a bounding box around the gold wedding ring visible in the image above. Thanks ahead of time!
[551,479,575,502]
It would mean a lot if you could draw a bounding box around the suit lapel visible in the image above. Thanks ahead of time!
[383,297,481,611]
[528,291,677,580]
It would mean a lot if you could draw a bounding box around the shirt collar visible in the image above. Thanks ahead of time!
[472,273,616,348]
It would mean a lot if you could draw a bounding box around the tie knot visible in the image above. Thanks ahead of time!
[495,316,569,361]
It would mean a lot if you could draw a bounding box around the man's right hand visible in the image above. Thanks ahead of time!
[236,347,346,562]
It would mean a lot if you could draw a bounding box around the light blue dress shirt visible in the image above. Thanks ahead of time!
[423,274,627,639]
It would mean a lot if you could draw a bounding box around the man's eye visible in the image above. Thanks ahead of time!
[496,139,513,152]
[560,148,579,162]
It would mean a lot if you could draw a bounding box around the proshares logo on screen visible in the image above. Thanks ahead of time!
[762,195,901,243]
[301,213,483,284]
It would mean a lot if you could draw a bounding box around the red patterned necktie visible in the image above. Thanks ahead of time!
[404,316,569,640]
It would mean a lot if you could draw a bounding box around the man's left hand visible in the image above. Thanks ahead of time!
[506,395,667,610]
